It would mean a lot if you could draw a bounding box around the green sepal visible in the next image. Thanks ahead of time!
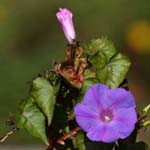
[31,77,60,125]
[15,97,49,145]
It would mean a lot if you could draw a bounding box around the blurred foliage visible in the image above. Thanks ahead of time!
[0,0,150,145]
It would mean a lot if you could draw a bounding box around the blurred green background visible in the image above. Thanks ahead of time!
[0,0,150,146]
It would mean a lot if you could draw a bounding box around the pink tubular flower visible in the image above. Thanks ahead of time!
[74,84,137,143]
[56,8,76,44]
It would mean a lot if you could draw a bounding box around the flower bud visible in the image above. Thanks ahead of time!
[56,8,76,44]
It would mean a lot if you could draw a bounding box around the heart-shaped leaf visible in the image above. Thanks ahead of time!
[15,97,48,145]
[84,38,130,88]
[31,77,60,125]
[84,37,116,60]
[103,53,130,88]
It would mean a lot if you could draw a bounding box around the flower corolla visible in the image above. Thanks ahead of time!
[56,8,76,44]
[75,84,137,143]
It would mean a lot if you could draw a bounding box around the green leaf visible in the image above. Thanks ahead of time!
[15,97,48,145]
[31,77,60,125]
[134,142,149,150]
[84,69,96,79]
[84,37,116,60]
[84,38,131,88]
[81,78,98,94]
[104,53,131,88]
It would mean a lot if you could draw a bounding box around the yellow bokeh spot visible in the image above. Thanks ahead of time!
[126,21,150,54]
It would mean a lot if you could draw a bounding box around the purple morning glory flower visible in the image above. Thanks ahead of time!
[56,8,76,44]
[75,84,137,143]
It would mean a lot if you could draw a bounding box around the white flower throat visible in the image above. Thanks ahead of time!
[100,110,113,123]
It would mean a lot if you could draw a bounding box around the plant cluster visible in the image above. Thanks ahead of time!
[1,8,150,150]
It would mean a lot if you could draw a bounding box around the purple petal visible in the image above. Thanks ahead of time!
[82,84,109,110]
[106,88,136,109]
[87,123,119,143]
[75,104,100,132]
[113,108,137,139]
[74,83,137,143]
